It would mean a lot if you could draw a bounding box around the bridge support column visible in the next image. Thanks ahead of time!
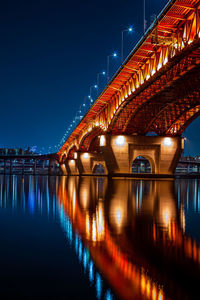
[65,159,79,175]
[60,163,67,175]
[63,152,107,175]
[78,152,107,175]
[100,135,182,176]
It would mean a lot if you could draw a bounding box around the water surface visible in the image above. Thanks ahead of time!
[0,175,200,300]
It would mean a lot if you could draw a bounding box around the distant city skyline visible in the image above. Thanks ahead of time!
[0,0,199,155]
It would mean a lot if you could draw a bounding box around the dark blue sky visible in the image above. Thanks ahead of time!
[0,0,199,155]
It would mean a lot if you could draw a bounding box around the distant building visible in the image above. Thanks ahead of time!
[0,147,34,156]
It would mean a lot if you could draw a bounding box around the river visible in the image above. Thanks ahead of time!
[0,175,199,300]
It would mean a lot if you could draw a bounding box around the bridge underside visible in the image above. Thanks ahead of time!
[110,42,200,136]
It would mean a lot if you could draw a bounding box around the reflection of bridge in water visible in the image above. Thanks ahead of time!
[58,177,200,300]
[1,175,200,300]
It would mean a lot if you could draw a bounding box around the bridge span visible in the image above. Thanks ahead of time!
[58,0,200,176]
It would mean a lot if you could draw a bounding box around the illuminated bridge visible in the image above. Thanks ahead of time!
[58,0,200,176]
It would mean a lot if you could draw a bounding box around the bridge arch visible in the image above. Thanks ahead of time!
[131,154,155,174]
[67,145,78,160]
[108,47,200,136]
[78,126,104,152]
[132,156,152,174]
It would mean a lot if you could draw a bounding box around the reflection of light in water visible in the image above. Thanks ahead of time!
[159,199,176,233]
[75,236,78,254]
[105,290,113,300]
[198,187,200,213]
[180,204,186,233]
[80,188,90,209]
[92,216,97,242]
[72,190,76,219]
[89,261,94,283]
[163,209,169,226]
[116,209,122,225]
[152,285,157,300]
[79,241,82,263]
[28,177,35,214]
[86,204,105,242]
[110,202,127,234]
[106,228,165,300]
[58,193,114,300]
[83,249,87,272]
[68,177,75,200]
[96,202,105,241]
[194,180,197,211]
[86,213,90,239]
[96,273,102,300]
[158,291,163,300]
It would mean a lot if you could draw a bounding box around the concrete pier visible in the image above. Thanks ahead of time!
[61,135,183,176]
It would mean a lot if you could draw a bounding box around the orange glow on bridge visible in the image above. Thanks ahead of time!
[59,0,200,160]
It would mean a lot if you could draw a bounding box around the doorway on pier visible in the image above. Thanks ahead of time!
[132,156,151,174]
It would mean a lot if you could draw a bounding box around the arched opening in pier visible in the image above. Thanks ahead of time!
[132,156,151,174]
[93,164,105,175]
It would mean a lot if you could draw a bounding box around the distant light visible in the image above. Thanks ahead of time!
[115,135,125,146]
[163,137,172,146]
[94,85,98,88]
[74,152,77,159]
[83,103,86,107]
[83,153,89,159]
[128,26,133,32]
[88,95,91,98]
[113,52,117,57]
[91,99,93,103]
[73,120,75,123]
[102,71,106,75]
[70,159,75,165]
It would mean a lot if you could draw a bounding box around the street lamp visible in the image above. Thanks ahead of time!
[89,85,98,104]
[121,26,133,64]
[88,95,93,107]
[97,71,106,95]
[107,52,117,83]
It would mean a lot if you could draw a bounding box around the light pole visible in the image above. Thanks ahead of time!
[88,94,94,107]
[121,27,133,64]
[97,71,106,95]
[89,85,98,105]
[107,52,117,83]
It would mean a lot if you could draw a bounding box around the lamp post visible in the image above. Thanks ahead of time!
[88,94,93,107]
[121,26,133,64]
[107,52,117,83]
[97,71,106,95]
[89,85,98,105]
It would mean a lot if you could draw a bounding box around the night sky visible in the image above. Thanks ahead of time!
[0,0,199,155]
